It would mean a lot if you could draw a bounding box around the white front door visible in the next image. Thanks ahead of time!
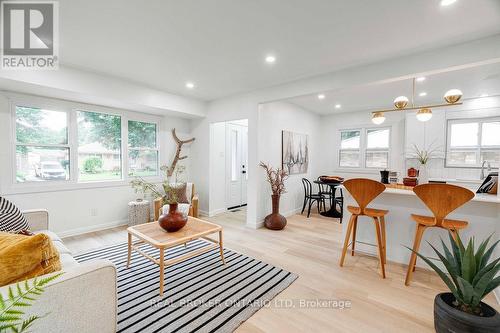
[226,123,248,209]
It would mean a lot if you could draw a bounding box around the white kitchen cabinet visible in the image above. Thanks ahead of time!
[404,110,446,158]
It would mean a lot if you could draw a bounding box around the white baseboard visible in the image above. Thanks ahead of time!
[252,206,303,230]
[208,208,227,217]
[198,208,227,217]
[246,221,264,229]
[58,219,128,238]
[282,207,302,218]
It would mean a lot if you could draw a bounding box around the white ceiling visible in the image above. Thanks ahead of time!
[58,0,500,101]
[287,61,500,115]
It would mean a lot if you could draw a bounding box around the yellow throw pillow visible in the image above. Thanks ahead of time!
[0,232,61,287]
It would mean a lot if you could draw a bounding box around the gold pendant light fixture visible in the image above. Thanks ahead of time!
[371,78,463,124]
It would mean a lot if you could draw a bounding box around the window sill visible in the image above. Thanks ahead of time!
[333,168,380,175]
[3,177,164,195]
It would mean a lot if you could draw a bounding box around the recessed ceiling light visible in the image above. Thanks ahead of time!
[185,82,195,89]
[440,0,457,6]
[335,104,341,109]
[318,94,325,100]
[416,77,426,82]
[265,55,276,64]
[419,92,427,97]
[480,93,489,97]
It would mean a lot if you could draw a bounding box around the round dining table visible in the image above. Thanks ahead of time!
[313,179,344,220]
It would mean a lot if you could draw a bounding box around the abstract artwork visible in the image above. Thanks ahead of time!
[282,130,309,174]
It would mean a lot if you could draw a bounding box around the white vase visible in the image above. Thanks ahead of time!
[419,164,428,184]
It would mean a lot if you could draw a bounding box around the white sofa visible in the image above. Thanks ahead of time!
[0,209,117,333]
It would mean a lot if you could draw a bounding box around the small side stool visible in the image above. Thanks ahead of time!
[128,199,150,226]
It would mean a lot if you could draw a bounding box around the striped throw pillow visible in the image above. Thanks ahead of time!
[0,197,30,233]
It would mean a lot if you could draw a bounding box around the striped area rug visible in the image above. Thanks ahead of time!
[75,240,297,333]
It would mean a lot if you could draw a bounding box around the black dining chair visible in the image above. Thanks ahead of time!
[301,178,326,218]
[334,187,344,223]
[317,176,334,208]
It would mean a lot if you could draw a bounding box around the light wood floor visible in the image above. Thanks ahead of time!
[63,209,499,333]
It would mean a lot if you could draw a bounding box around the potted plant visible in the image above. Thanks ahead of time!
[259,161,288,230]
[409,233,500,333]
[130,165,188,232]
[158,184,188,232]
[409,143,441,184]
[1,273,62,332]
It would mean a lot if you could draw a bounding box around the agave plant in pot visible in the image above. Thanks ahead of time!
[260,161,288,230]
[409,233,500,333]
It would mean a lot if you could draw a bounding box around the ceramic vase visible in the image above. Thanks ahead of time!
[158,203,187,232]
[419,164,428,184]
[264,194,287,230]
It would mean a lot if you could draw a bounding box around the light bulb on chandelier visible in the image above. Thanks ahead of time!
[416,108,433,122]
[393,96,409,109]
[444,89,463,104]
[372,112,386,125]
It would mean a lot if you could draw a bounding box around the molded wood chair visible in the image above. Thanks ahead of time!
[301,178,326,218]
[339,178,388,278]
[405,183,474,286]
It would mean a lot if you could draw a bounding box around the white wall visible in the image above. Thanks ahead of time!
[0,65,206,118]
[190,94,259,224]
[257,102,321,222]
[0,93,192,237]
[208,122,227,216]
[319,110,406,180]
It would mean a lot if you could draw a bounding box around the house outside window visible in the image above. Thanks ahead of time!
[77,111,122,182]
[15,106,70,183]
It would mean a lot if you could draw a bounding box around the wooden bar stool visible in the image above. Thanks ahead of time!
[339,178,388,278]
[405,183,474,286]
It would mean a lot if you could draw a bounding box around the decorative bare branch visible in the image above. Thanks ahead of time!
[259,161,288,196]
[168,128,195,177]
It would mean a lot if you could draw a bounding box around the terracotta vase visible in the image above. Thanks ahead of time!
[158,203,188,232]
[264,194,287,230]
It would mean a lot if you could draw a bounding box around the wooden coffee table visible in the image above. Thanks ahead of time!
[126,217,225,296]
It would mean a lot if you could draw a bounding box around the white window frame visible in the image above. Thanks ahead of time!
[445,117,500,168]
[338,128,362,168]
[13,104,71,184]
[126,118,160,177]
[75,108,125,183]
[338,126,391,169]
[5,93,162,194]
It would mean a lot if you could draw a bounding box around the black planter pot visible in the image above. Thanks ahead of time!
[434,293,500,333]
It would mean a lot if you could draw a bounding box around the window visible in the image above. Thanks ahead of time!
[230,129,238,181]
[77,111,122,181]
[339,127,390,168]
[11,97,162,188]
[365,128,390,168]
[339,130,361,167]
[446,118,500,168]
[128,120,158,177]
[15,106,69,183]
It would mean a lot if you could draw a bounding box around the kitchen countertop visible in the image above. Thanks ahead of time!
[338,184,500,204]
